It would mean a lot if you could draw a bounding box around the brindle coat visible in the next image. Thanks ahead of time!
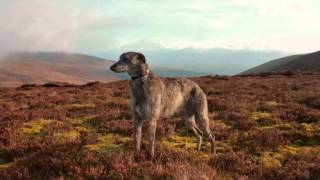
[110,52,216,157]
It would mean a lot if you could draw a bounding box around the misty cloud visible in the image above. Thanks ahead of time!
[0,0,140,56]
[0,1,76,55]
[0,0,319,57]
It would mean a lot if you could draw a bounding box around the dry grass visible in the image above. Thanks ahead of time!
[0,72,320,179]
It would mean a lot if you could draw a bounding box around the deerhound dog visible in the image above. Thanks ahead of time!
[110,52,216,157]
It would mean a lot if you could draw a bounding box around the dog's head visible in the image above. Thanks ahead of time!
[110,52,148,78]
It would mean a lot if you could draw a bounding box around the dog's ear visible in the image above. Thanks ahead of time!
[136,52,146,63]
[139,63,149,76]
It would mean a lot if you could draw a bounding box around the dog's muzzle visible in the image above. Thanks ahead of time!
[110,64,117,72]
[110,62,127,73]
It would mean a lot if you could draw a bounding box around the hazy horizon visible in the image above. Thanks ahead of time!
[1,0,319,74]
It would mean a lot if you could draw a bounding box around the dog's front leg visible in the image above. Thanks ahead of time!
[148,118,157,158]
[146,95,161,158]
[133,116,143,152]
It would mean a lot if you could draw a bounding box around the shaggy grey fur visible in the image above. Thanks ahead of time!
[110,52,216,157]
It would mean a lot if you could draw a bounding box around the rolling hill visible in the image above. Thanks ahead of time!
[0,52,119,87]
[0,52,206,87]
[241,50,320,74]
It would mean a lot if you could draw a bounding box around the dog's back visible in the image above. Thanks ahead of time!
[155,75,215,155]
[156,76,207,118]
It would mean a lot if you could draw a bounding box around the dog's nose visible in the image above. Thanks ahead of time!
[110,64,115,71]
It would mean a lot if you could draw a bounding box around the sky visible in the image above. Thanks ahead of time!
[0,0,319,73]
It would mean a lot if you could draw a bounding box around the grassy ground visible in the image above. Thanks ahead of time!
[0,72,319,179]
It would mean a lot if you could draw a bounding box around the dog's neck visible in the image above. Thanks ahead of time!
[130,66,150,81]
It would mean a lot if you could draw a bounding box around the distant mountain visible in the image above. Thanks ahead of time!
[241,50,320,74]
[0,52,119,87]
[97,48,284,75]
[0,52,205,87]
[151,67,207,77]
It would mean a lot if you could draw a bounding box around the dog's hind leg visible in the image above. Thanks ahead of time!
[204,125,216,156]
[183,115,203,150]
[195,114,216,156]
[193,93,216,156]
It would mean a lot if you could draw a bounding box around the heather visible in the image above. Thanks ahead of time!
[0,72,319,179]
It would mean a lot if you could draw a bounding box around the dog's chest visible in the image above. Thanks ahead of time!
[134,104,143,117]
[130,82,148,117]
[130,95,148,118]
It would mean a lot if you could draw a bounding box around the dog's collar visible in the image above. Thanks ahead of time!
[131,75,143,80]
